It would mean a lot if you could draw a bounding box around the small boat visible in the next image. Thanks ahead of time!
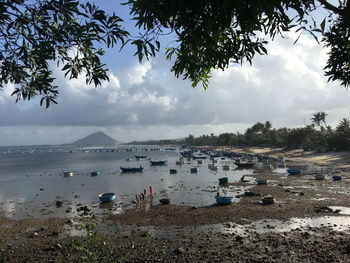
[159,198,170,205]
[120,166,144,173]
[234,161,255,168]
[332,175,342,181]
[170,169,178,174]
[64,171,73,177]
[90,171,100,176]
[197,159,203,165]
[287,169,302,175]
[190,167,199,173]
[219,177,229,184]
[99,192,116,202]
[261,195,275,205]
[150,160,167,165]
[135,155,147,159]
[176,160,185,165]
[215,195,234,205]
[315,173,326,180]
[256,179,268,185]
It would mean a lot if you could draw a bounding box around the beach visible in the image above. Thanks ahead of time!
[2,147,350,262]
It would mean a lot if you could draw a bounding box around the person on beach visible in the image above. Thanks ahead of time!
[149,186,153,196]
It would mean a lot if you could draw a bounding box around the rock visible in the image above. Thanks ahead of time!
[175,247,184,254]
[83,205,90,212]
[55,243,62,249]
[56,200,63,207]
[51,231,59,236]
[66,207,72,213]
[66,219,74,225]
[235,235,243,241]
[30,232,39,238]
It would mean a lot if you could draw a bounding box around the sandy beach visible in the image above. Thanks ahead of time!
[2,148,350,262]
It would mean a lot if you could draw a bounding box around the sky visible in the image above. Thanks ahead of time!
[0,1,349,146]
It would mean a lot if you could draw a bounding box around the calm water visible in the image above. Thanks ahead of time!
[0,145,254,219]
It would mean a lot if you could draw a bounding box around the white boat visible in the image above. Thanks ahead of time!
[64,171,73,177]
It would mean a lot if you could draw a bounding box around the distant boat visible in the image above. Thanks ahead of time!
[287,169,302,175]
[64,171,73,177]
[219,177,229,184]
[234,160,255,168]
[215,195,234,205]
[256,179,268,185]
[332,175,342,181]
[99,192,116,202]
[159,198,170,205]
[135,155,147,159]
[170,169,178,174]
[120,166,144,173]
[315,173,326,180]
[90,171,100,176]
[150,160,167,165]
[190,167,199,173]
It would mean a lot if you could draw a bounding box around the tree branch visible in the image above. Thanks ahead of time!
[317,0,343,15]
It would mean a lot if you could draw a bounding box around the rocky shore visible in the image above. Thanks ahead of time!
[2,148,350,262]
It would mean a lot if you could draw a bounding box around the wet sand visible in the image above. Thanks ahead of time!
[2,148,350,262]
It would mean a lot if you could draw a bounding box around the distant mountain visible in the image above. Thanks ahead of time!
[70,132,122,146]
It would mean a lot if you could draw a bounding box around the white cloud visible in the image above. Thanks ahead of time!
[0,32,350,145]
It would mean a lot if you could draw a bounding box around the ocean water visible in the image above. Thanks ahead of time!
[0,145,254,219]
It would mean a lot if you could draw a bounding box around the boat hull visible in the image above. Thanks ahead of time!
[120,167,144,173]
[99,193,116,202]
[215,196,234,205]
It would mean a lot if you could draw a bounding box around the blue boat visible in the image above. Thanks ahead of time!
[170,169,178,174]
[219,177,229,184]
[332,175,342,181]
[256,179,268,185]
[91,171,100,176]
[287,169,302,175]
[215,195,234,205]
[190,167,199,173]
[99,192,116,202]
[120,166,144,173]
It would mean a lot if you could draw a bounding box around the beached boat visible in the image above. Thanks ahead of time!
[256,179,268,185]
[215,195,234,205]
[287,169,302,175]
[219,177,229,184]
[63,171,73,177]
[332,175,342,181]
[190,167,199,173]
[261,195,275,204]
[170,169,178,174]
[315,173,326,180]
[120,166,144,173]
[150,160,167,165]
[234,161,255,168]
[99,192,116,202]
[90,171,100,176]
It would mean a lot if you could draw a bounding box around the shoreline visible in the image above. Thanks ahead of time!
[2,147,350,262]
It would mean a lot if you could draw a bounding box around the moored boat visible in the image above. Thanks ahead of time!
[120,166,144,173]
[64,171,73,177]
[90,171,100,176]
[135,155,147,159]
[219,177,229,184]
[170,169,178,174]
[190,167,199,173]
[159,198,170,204]
[332,175,342,181]
[99,192,116,202]
[215,195,234,205]
[287,169,302,175]
[256,179,268,185]
[150,160,167,165]
[315,173,326,180]
[222,165,230,171]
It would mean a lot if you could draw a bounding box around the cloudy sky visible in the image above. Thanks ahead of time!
[0,2,349,146]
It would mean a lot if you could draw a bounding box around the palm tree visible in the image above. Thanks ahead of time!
[311,111,330,133]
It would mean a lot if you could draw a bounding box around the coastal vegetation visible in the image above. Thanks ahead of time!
[1,0,349,106]
[136,111,350,152]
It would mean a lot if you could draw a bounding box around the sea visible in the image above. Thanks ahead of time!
[0,145,254,219]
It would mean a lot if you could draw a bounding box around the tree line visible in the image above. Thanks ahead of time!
[136,112,350,152]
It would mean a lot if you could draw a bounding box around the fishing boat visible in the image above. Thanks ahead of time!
[234,161,255,168]
[90,171,100,176]
[120,166,144,173]
[215,195,234,205]
[135,155,147,159]
[190,167,199,173]
[261,195,275,204]
[287,169,302,175]
[63,171,73,177]
[315,173,326,180]
[170,169,178,174]
[332,175,342,181]
[99,192,116,202]
[256,179,268,185]
[150,160,167,165]
[159,198,170,204]
[219,177,229,184]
